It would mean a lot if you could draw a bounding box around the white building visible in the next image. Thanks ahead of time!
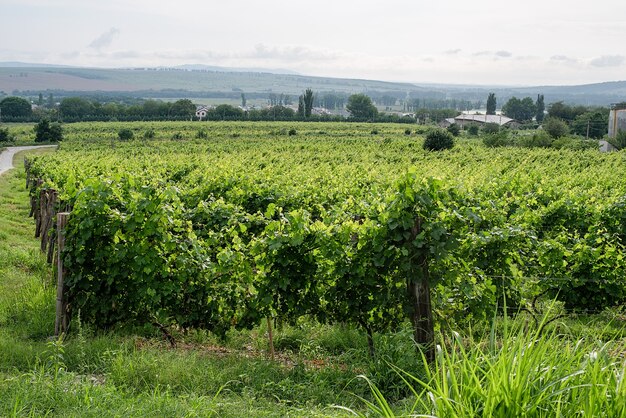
[195,106,211,120]
[442,114,518,128]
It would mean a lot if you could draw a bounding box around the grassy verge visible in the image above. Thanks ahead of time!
[1,148,625,417]
[349,312,626,417]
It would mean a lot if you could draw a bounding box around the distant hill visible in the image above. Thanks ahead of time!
[172,64,300,75]
[0,63,624,106]
[0,65,420,95]
[0,62,72,68]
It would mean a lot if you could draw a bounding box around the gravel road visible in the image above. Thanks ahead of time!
[0,145,57,176]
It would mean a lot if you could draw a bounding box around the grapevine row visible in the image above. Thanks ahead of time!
[25,122,626,354]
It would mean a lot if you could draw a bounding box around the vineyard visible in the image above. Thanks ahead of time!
[23,121,626,356]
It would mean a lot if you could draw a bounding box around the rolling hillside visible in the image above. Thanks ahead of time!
[1,63,624,106]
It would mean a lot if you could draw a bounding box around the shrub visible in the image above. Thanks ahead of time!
[515,132,553,148]
[34,119,63,142]
[542,117,569,139]
[467,124,479,136]
[483,132,509,148]
[423,129,454,151]
[404,128,412,136]
[482,123,500,134]
[371,129,379,135]
[172,132,184,140]
[288,128,297,136]
[143,128,155,139]
[118,128,134,141]
[0,127,13,143]
[446,123,460,137]
[196,128,208,139]
[608,130,626,150]
[552,137,599,150]
[518,122,540,130]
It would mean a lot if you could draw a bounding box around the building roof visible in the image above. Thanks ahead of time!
[454,114,515,126]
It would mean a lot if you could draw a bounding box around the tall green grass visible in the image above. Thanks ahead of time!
[346,310,626,417]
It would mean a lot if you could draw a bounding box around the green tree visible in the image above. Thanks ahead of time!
[447,123,460,136]
[423,129,455,151]
[535,94,545,123]
[259,105,295,120]
[320,93,345,110]
[547,101,587,122]
[142,100,167,118]
[102,103,119,119]
[502,96,536,122]
[59,97,94,120]
[483,122,500,134]
[571,111,607,139]
[346,94,378,120]
[211,104,244,120]
[486,93,496,115]
[34,119,63,142]
[303,88,314,118]
[169,99,196,118]
[297,95,305,118]
[0,96,32,119]
[118,128,134,141]
[543,117,569,139]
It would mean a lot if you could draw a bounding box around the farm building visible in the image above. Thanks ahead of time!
[608,103,626,138]
[195,106,211,120]
[441,114,519,129]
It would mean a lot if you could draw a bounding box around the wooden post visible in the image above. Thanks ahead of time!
[35,189,46,238]
[31,179,43,223]
[46,232,56,264]
[24,158,30,189]
[29,195,36,218]
[41,190,57,253]
[408,217,435,362]
[267,317,275,361]
[55,212,70,336]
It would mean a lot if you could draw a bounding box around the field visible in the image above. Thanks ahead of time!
[1,121,626,416]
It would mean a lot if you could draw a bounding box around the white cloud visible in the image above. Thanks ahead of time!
[88,28,120,50]
[589,55,625,68]
[245,44,339,62]
[550,55,579,64]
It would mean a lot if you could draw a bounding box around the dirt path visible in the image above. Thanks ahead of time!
[0,145,57,176]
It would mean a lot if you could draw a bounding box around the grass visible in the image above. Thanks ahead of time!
[1,147,625,417]
[346,312,626,417]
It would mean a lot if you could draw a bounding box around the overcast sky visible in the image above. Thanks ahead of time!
[1,0,625,86]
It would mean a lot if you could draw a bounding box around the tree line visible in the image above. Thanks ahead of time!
[0,93,412,124]
[484,93,610,138]
[0,92,613,136]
